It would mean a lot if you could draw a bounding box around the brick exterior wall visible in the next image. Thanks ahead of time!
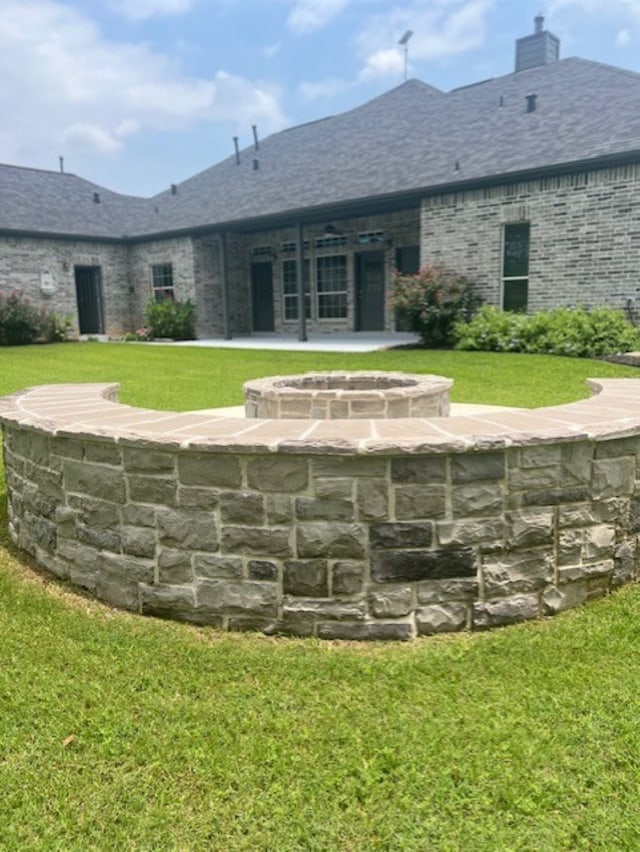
[239,210,420,335]
[421,164,640,314]
[4,162,640,339]
[0,235,131,337]
[129,236,197,326]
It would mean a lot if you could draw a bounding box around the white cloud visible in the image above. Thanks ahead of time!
[355,0,495,82]
[548,0,640,18]
[298,77,348,102]
[548,0,640,11]
[61,123,123,154]
[359,48,404,83]
[548,0,640,50]
[287,0,350,35]
[0,0,286,170]
[264,41,282,58]
[108,0,194,21]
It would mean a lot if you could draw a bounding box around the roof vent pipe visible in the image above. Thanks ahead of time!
[525,93,538,113]
[233,136,240,165]
[59,155,64,173]
[170,183,177,195]
[93,192,101,204]
[253,158,260,171]
[252,125,259,150]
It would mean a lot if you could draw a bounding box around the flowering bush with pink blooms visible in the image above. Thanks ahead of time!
[391,264,482,348]
[0,291,70,346]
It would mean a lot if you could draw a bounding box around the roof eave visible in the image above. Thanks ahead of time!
[0,227,127,243]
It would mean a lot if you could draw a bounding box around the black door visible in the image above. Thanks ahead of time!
[251,261,274,331]
[75,266,104,334]
[355,251,385,331]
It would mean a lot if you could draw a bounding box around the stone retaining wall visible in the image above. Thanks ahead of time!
[2,380,640,639]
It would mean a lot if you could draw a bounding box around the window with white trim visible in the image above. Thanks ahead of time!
[316,255,347,319]
[151,263,174,301]
[502,223,529,312]
[282,259,311,321]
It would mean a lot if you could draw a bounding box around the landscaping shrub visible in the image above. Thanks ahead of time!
[0,292,73,346]
[391,264,482,348]
[0,291,42,345]
[39,311,72,343]
[454,305,640,358]
[145,298,196,340]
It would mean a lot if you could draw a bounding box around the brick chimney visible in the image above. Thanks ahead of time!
[515,15,560,72]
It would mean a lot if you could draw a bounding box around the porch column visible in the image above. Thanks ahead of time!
[295,221,307,342]
[219,232,231,340]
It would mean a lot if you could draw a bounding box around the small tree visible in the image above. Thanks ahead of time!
[391,264,481,348]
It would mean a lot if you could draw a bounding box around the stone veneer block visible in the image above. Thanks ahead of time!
[247,457,308,492]
[196,579,277,616]
[283,559,329,597]
[371,548,476,583]
[316,621,413,641]
[417,603,468,635]
[178,454,241,487]
[296,524,366,559]
[332,561,364,596]
[473,593,540,629]
[64,460,125,503]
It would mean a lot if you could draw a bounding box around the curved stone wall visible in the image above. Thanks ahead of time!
[1,379,640,640]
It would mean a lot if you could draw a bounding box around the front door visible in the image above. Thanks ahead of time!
[251,261,274,332]
[355,251,385,331]
[75,266,104,334]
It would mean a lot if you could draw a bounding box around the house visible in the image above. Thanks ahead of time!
[1,16,640,340]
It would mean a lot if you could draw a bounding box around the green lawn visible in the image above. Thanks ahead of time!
[2,342,640,850]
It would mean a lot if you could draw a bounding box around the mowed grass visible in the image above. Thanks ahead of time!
[1,342,640,849]
[1,339,640,410]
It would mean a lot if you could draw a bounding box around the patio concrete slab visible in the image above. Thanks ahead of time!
[159,332,421,353]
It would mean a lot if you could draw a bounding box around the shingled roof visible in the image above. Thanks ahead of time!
[2,56,640,241]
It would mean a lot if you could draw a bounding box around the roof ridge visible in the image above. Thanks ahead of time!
[0,162,77,177]
[563,55,640,81]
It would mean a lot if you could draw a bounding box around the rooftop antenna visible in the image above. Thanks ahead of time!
[398,30,413,82]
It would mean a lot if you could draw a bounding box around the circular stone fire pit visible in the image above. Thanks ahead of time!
[243,371,452,419]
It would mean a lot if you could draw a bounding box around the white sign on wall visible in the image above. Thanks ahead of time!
[40,271,56,295]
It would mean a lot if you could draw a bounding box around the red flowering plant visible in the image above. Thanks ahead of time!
[390,264,481,348]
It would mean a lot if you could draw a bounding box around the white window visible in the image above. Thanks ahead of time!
[316,255,347,319]
[282,259,311,322]
[151,264,174,301]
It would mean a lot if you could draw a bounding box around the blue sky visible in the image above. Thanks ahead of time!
[2,0,639,197]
